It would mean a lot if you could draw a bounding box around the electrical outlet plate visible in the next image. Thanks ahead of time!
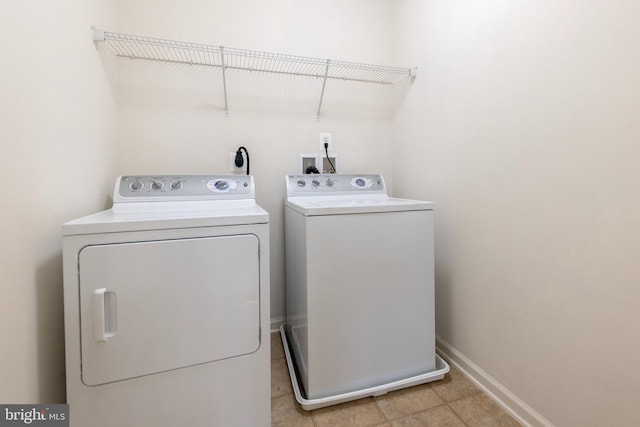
[320,132,332,151]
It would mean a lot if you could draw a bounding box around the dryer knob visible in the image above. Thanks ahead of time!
[326,178,334,187]
[215,180,230,190]
[297,180,306,187]
[312,179,320,187]
[129,181,143,191]
[150,180,164,191]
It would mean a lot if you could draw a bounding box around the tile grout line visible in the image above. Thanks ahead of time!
[446,401,471,427]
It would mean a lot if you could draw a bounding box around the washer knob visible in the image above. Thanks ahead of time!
[326,178,334,187]
[312,179,320,187]
[170,181,183,191]
[297,180,306,187]
[355,178,366,187]
[150,180,164,191]
[129,181,143,191]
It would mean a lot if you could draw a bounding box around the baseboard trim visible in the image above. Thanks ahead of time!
[436,336,554,427]
[270,316,285,333]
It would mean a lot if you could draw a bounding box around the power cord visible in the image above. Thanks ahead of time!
[234,146,250,175]
[324,142,336,173]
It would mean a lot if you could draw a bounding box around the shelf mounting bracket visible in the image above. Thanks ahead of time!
[220,46,229,116]
[316,59,330,121]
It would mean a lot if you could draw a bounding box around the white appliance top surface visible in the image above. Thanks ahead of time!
[63,175,268,235]
[285,174,433,216]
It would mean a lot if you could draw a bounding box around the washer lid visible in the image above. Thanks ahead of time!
[285,173,432,216]
[285,195,433,216]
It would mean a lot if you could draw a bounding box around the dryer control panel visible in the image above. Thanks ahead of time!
[114,175,255,202]
[286,174,386,197]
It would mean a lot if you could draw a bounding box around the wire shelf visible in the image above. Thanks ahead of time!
[93,28,416,118]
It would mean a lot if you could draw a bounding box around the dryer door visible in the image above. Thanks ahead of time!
[78,234,260,386]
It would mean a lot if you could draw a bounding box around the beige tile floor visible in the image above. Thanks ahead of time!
[271,333,522,427]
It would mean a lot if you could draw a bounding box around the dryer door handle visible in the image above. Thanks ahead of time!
[93,288,118,342]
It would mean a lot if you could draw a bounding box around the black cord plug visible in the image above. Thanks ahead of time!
[234,150,244,167]
[234,146,250,175]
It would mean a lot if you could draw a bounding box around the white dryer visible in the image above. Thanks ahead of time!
[282,174,449,410]
[63,175,270,427]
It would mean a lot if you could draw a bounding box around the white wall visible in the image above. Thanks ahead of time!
[394,1,640,426]
[6,3,635,423]
[0,0,116,402]
[112,0,400,327]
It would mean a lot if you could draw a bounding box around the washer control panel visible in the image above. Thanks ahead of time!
[114,175,254,202]
[286,174,386,196]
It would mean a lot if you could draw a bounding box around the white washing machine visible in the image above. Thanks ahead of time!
[62,175,270,427]
[282,173,449,410]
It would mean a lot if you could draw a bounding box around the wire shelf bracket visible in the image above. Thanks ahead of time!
[92,27,417,119]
